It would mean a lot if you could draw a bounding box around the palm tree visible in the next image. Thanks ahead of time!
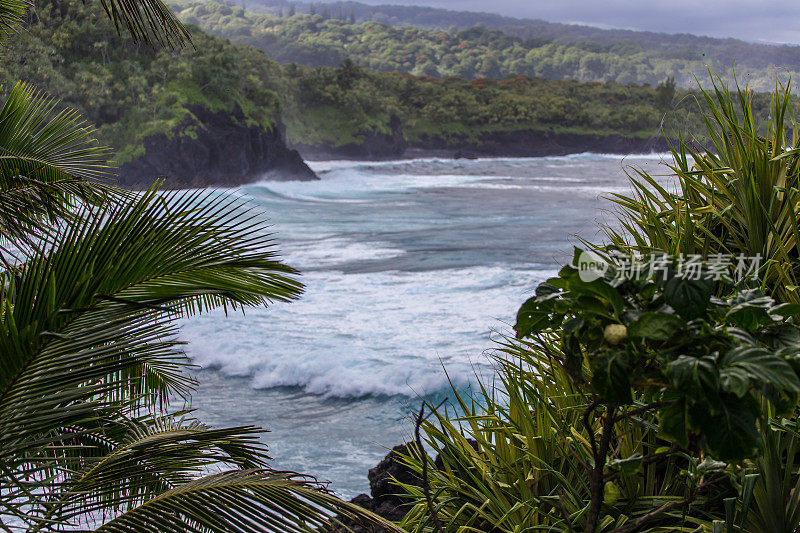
[0,1,401,531]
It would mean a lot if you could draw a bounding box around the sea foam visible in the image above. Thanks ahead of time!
[180,266,553,398]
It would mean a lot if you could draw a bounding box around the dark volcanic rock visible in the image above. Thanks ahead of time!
[419,128,670,158]
[331,443,424,533]
[367,443,423,521]
[118,105,317,188]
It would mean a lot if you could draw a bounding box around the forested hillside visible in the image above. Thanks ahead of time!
[3,0,776,166]
[2,1,285,162]
[240,0,796,53]
[175,0,800,90]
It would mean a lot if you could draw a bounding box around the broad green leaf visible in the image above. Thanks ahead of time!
[666,355,720,404]
[726,304,774,332]
[591,350,632,404]
[690,394,760,460]
[769,323,800,349]
[535,281,560,297]
[659,393,689,447]
[719,346,800,397]
[664,276,713,320]
[515,295,553,338]
[772,303,800,318]
[561,265,625,318]
[628,312,686,340]
[575,295,614,319]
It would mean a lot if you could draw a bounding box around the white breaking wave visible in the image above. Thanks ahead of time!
[305,152,672,174]
[248,153,670,206]
[251,172,500,200]
[283,238,405,269]
[180,266,554,399]
[179,154,651,497]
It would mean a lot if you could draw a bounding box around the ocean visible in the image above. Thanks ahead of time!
[178,153,670,499]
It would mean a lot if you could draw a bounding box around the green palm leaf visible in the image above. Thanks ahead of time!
[93,469,404,533]
[0,82,115,248]
[0,184,396,532]
[0,185,303,516]
[97,0,191,47]
[22,415,272,530]
[0,0,27,45]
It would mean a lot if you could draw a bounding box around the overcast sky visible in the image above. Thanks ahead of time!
[356,0,800,45]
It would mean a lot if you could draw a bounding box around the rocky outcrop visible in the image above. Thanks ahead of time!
[118,105,317,188]
[329,439,484,532]
[331,443,424,533]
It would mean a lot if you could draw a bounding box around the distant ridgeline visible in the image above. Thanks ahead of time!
[0,0,786,171]
[172,0,800,91]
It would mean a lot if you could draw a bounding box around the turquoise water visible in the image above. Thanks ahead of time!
[179,153,669,498]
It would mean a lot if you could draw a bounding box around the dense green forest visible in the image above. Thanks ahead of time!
[1,0,777,162]
[173,0,799,90]
[1,0,284,162]
[243,0,800,54]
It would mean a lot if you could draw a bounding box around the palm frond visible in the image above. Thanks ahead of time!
[97,0,191,47]
[0,0,28,46]
[22,415,273,530]
[93,469,404,533]
[0,82,116,247]
[0,184,302,504]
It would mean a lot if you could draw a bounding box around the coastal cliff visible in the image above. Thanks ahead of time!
[118,106,317,188]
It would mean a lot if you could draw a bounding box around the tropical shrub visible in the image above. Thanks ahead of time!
[397,77,800,533]
[602,76,800,304]
[400,250,800,532]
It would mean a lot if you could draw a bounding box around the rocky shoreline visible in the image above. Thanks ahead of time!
[292,116,671,162]
[330,439,477,532]
[296,133,670,161]
[117,106,671,187]
[331,444,423,533]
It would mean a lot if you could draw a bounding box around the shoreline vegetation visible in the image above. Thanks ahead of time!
[4,0,791,186]
[332,80,800,532]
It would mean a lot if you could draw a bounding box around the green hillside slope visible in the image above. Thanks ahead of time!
[173,0,799,90]
[2,0,775,166]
